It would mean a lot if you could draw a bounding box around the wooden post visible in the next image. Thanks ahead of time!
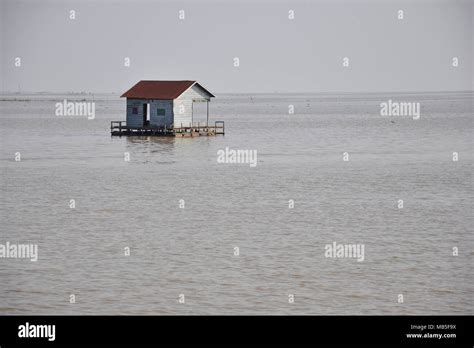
[206,101,209,127]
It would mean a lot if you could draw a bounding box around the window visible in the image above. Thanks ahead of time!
[132,107,138,115]
[157,108,165,116]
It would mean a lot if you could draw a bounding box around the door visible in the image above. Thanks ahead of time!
[143,103,150,126]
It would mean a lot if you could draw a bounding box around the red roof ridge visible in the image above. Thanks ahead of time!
[120,80,214,100]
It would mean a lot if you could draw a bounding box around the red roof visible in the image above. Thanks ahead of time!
[120,80,214,100]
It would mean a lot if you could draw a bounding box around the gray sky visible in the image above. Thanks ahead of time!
[0,0,472,94]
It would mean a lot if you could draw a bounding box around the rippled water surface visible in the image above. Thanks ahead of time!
[0,92,472,314]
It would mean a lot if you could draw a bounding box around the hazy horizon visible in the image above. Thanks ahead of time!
[1,89,473,96]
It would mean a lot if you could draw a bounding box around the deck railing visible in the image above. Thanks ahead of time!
[110,121,126,133]
[174,121,225,135]
[111,120,224,136]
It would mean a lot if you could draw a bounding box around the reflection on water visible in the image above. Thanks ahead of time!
[126,136,177,158]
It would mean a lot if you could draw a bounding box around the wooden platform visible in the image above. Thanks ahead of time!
[111,121,224,137]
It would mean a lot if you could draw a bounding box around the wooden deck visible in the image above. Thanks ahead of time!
[111,121,224,137]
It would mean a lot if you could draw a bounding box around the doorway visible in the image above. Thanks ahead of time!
[143,103,150,126]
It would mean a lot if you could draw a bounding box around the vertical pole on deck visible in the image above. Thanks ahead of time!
[206,101,209,128]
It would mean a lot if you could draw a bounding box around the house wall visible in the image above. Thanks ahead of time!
[173,99,193,128]
[150,100,173,127]
[126,99,144,128]
[126,99,173,128]
[173,84,212,128]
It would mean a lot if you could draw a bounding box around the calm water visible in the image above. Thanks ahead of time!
[0,92,472,315]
